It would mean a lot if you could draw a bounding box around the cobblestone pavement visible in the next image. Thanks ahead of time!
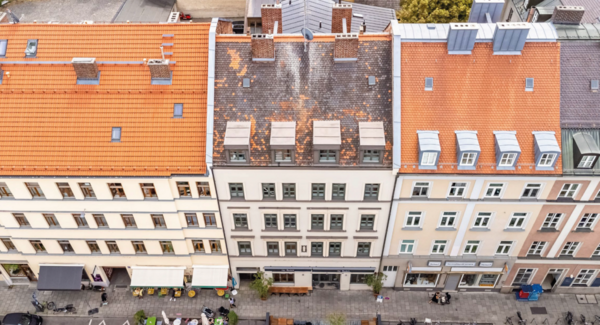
[1,285,599,324]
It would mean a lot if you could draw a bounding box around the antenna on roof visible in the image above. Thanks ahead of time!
[6,9,20,24]
[301,0,314,52]
[160,46,165,60]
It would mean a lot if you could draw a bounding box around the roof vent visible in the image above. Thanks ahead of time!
[148,59,172,84]
[552,6,585,25]
[72,58,100,84]
[334,33,359,63]
[468,0,504,23]
[447,23,479,55]
[492,23,531,55]
[251,34,275,62]
[168,12,180,23]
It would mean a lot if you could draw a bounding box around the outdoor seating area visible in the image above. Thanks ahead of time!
[268,287,310,297]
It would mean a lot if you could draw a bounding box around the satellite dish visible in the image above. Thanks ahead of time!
[301,27,314,41]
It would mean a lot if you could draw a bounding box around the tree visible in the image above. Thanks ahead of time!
[327,313,347,325]
[249,271,274,300]
[397,0,473,23]
[365,272,387,295]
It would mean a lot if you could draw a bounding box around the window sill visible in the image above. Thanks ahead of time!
[143,198,159,200]
[357,229,376,232]
[401,227,422,231]
[469,228,491,232]
[307,229,345,232]
[558,255,575,259]
[574,229,593,233]
[229,198,246,201]
[538,228,558,232]
[231,229,252,232]
[503,228,525,232]
[435,227,456,231]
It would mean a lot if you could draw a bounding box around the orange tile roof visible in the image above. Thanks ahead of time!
[0,23,209,176]
[400,42,561,174]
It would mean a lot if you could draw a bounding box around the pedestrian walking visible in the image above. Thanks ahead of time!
[229,297,236,308]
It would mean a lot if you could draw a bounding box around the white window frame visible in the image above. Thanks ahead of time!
[421,152,437,166]
[438,212,458,228]
[484,183,505,198]
[577,213,598,230]
[578,155,596,168]
[521,183,542,199]
[447,182,468,198]
[460,152,476,166]
[411,181,431,198]
[496,241,514,255]
[592,244,600,257]
[512,268,536,285]
[527,241,547,256]
[541,213,563,229]
[463,240,480,255]
[499,153,517,167]
[538,153,556,167]
[506,212,528,229]
[573,269,597,286]
[473,212,493,229]
[431,240,448,254]
[558,183,580,199]
[404,211,423,227]
[398,240,416,254]
[560,242,580,256]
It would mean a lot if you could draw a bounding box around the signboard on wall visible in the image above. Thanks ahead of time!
[479,262,494,267]
[445,261,476,267]
[427,261,442,267]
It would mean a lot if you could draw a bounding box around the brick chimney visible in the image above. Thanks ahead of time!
[216,19,233,34]
[252,34,275,62]
[261,4,282,34]
[147,59,171,79]
[334,33,358,62]
[71,58,99,79]
[332,4,352,33]
[552,6,585,25]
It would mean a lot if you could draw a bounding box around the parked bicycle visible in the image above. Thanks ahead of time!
[517,312,527,325]
[566,312,574,325]
[506,317,515,325]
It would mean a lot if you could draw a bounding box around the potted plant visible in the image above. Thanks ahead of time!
[327,313,346,325]
[134,310,146,325]
[228,310,239,325]
[366,272,387,297]
[249,271,273,300]
[5,264,20,276]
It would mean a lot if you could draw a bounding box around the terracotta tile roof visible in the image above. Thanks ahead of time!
[0,23,209,176]
[400,42,562,174]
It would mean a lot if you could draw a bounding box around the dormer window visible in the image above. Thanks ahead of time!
[573,132,600,169]
[539,153,556,167]
[224,121,251,164]
[359,122,385,164]
[229,150,247,162]
[494,131,521,170]
[313,121,341,164]
[417,130,440,169]
[533,131,561,170]
[455,131,480,170]
[500,153,517,166]
[578,156,596,168]
[274,149,292,162]
[25,39,38,58]
[422,152,437,165]
[270,122,295,164]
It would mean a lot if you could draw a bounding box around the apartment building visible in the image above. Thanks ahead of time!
[382,20,563,292]
[211,12,394,290]
[0,23,229,290]
[503,41,600,293]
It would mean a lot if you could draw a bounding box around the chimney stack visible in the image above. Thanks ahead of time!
[251,34,275,62]
[261,4,282,34]
[71,58,99,79]
[447,23,479,54]
[492,23,531,55]
[216,19,233,34]
[334,33,358,63]
[147,59,171,79]
[552,6,585,25]
[332,4,352,33]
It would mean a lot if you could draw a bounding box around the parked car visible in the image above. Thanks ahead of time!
[2,313,42,325]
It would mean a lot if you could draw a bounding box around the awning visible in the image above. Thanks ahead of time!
[37,264,84,291]
[130,266,185,288]
[451,267,504,273]
[192,265,229,288]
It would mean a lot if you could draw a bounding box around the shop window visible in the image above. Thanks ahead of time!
[87,241,101,253]
[558,183,580,199]
[26,182,45,198]
[284,214,296,229]
[262,183,276,199]
[186,213,199,227]
[311,214,324,230]
[58,240,74,253]
[273,273,294,283]
[527,241,547,256]
[311,183,325,200]
[73,213,88,228]
[496,241,513,255]
[132,241,146,254]
[448,182,467,198]
[512,268,534,285]
[264,214,277,228]
[332,183,346,200]
[210,240,221,253]
[121,214,137,228]
[160,241,174,254]
[330,214,343,230]
[542,213,562,229]
[360,215,375,230]
[285,242,297,256]
[93,214,108,228]
[405,211,422,227]
[521,184,541,198]
[329,242,341,256]
[238,241,252,255]
[177,182,191,197]
[78,183,96,198]
[485,183,504,198]
[234,214,248,229]
[399,240,415,254]
[431,240,447,254]
[197,182,211,197]
[282,183,296,199]
[357,242,371,256]
[412,182,430,197]
[56,182,74,198]
[404,273,439,287]
[507,213,527,229]
[204,213,216,226]
[106,241,120,253]
[229,183,244,199]
[192,240,205,253]
[13,213,30,227]
[140,183,158,199]
[350,274,367,284]
[30,240,46,252]
[1,238,16,251]
[267,242,279,256]
[573,270,596,286]
[439,212,457,227]
[0,182,13,198]
[560,242,580,256]
[464,240,480,254]
[151,214,166,228]
[577,213,598,230]
[364,184,379,200]
[43,213,60,228]
[459,274,499,288]
[311,242,323,256]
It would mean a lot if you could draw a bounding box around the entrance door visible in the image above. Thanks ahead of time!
[382,266,398,287]
[444,274,461,291]
[312,274,340,289]
[542,269,565,292]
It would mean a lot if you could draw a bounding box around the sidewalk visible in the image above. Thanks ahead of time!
[1,285,599,324]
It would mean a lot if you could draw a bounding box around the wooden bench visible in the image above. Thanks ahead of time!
[268,286,310,296]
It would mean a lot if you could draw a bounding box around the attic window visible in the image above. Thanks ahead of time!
[243,78,250,88]
[368,76,376,86]
[25,39,38,58]
[525,78,534,91]
[0,40,7,57]
[111,127,121,142]
[591,80,599,92]
[425,78,433,91]
[173,104,183,118]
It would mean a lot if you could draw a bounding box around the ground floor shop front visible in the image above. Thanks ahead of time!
[504,260,600,294]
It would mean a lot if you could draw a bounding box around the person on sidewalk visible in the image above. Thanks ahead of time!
[229,297,236,308]
[428,292,440,304]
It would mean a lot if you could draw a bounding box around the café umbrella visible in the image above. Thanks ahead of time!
[162,311,170,325]
[201,314,209,325]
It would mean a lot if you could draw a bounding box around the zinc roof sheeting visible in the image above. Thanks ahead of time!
[533,131,561,153]
[396,22,557,42]
[455,131,481,152]
[417,130,441,152]
[494,131,522,153]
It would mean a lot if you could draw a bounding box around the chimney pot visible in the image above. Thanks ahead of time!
[334,33,359,62]
[332,3,352,33]
[552,5,585,25]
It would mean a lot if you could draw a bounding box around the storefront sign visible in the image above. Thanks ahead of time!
[427,261,442,267]
[479,262,494,267]
[445,261,476,267]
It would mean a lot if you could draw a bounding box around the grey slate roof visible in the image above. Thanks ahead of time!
[113,0,175,22]
[560,42,600,128]
[213,40,393,167]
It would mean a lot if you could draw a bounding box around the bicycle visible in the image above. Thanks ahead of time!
[581,315,589,325]
[517,312,527,325]
[506,317,515,325]
[567,312,574,325]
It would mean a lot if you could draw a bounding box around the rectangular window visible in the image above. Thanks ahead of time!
[185,213,199,227]
[273,273,295,283]
[56,182,74,198]
[274,149,292,162]
[177,182,191,197]
[357,242,371,256]
[106,241,120,253]
[577,213,597,230]
[58,240,74,253]
[593,244,600,257]
[285,242,297,256]
[560,242,580,256]
[521,184,541,198]
[267,242,279,256]
[558,183,580,199]
[73,213,88,227]
[496,241,513,255]
[412,182,430,197]
[512,268,534,285]
[140,183,157,198]
[192,240,205,253]
[197,182,211,197]
[262,183,276,199]
[538,153,556,167]
[25,39,38,57]
[424,77,433,90]
[528,241,547,255]
[464,240,480,254]
[111,127,121,142]
[319,150,337,163]
[499,153,517,166]
[238,241,252,255]
[151,214,166,228]
[121,214,137,228]
[233,214,248,229]
[284,214,296,229]
[30,240,46,252]
[160,241,174,254]
[542,213,562,229]
[229,150,247,162]
[350,274,367,284]
[332,183,346,200]
[264,214,277,228]
[364,184,379,200]
[0,39,6,57]
[485,183,504,198]
[14,213,30,227]
[210,240,222,253]
[508,213,527,229]
[132,241,146,254]
[473,212,491,228]
[525,78,534,91]
[312,183,325,200]
[311,242,323,256]
[421,152,437,166]
[329,242,342,256]
[573,270,596,286]
[399,240,415,254]
[578,155,596,168]
[439,212,457,227]
[330,214,343,230]
[448,182,467,198]
[43,213,60,227]
[282,183,296,199]
[26,182,44,198]
[173,103,183,118]
[204,213,217,226]
[0,182,13,198]
[360,214,375,230]
[87,241,101,253]
[93,214,108,227]
[431,240,447,254]
[229,183,244,199]
[405,212,422,227]
[78,183,96,198]
[363,150,380,163]
[1,238,16,251]
[311,214,324,230]
[460,152,476,166]
[108,183,126,198]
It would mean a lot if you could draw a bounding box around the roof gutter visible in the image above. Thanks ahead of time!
[206,18,217,167]
[391,19,401,172]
